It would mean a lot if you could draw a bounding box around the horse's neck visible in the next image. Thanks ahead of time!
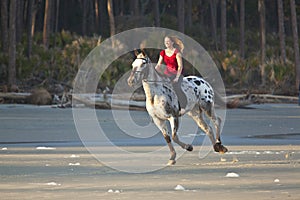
[142,63,171,100]
[141,63,156,99]
[147,63,163,82]
[142,81,153,101]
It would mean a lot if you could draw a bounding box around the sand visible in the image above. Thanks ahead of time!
[1,103,300,199]
[0,145,299,200]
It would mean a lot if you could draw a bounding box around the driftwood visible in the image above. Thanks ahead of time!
[73,93,299,110]
[0,91,298,110]
[72,94,111,109]
[0,92,31,99]
[0,89,52,105]
[72,93,146,110]
[0,92,30,104]
[225,94,299,108]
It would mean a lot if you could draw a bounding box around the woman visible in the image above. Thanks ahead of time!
[155,36,187,115]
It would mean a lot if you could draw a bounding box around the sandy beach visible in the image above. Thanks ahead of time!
[0,104,300,199]
[0,145,299,200]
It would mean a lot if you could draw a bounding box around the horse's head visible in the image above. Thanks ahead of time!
[127,50,150,87]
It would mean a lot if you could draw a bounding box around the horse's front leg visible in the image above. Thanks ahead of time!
[169,116,193,152]
[152,116,177,165]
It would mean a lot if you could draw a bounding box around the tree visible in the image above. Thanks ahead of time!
[115,0,124,16]
[43,0,53,48]
[8,0,17,87]
[81,0,89,35]
[177,0,184,33]
[233,0,239,26]
[186,0,192,28]
[210,0,218,50]
[30,0,39,37]
[258,0,266,85]
[153,0,160,27]
[26,0,34,58]
[239,0,245,58]
[54,0,60,47]
[132,0,139,16]
[16,1,24,43]
[220,0,227,52]
[99,0,107,37]
[95,0,100,33]
[290,0,300,88]
[107,0,116,46]
[277,0,286,63]
[0,0,9,53]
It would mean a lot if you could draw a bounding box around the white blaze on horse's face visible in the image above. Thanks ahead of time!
[132,57,144,69]
[132,53,148,72]
[128,53,148,87]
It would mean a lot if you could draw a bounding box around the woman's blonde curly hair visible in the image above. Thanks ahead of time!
[166,35,184,53]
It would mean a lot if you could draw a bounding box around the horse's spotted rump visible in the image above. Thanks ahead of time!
[184,76,214,103]
[194,80,201,86]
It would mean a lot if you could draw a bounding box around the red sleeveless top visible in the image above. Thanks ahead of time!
[160,49,181,77]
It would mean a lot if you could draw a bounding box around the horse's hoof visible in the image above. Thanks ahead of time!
[185,144,193,152]
[167,159,176,166]
[218,146,228,154]
[221,146,228,153]
[213,143,228,154]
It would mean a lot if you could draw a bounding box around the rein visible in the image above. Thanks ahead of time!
[143,80,171,83]
[133,57,172,84]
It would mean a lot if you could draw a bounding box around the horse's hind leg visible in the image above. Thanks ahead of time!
[188,107,216,145]
[152,116,176,165]
[205,103,228,153]
[169,116,193,152]
[205,103,222,143]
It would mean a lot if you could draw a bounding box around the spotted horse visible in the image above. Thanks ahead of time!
[127,51,228,165]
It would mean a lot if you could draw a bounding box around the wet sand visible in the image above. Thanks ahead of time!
[1,104,300,199]
[1,145,299,200]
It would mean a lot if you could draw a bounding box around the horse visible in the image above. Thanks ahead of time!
[127,50,228,165]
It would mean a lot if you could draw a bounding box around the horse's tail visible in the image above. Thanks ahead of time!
[214,90,226,108]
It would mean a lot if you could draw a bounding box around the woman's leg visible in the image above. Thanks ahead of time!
[172,76,187,109]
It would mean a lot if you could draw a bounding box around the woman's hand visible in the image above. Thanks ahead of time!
[155,64,161,71]
[173,76,179,83]
[156,55,163,72]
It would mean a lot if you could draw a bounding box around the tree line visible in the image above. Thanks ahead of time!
[1,0,300,94]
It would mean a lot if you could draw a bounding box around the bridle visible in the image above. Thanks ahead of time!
[132,57,150,78]
[132,57,171,83]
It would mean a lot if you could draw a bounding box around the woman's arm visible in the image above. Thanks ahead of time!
[174,52,183,82]
[155,55,164,71]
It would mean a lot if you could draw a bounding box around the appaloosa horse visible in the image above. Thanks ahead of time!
[127,51,228,165]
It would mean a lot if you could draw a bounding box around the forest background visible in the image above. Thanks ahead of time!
[1,0,300,98]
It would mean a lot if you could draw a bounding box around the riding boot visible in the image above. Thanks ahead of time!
[172,76,187,113]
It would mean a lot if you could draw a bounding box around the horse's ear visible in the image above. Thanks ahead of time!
[134,49,139,56]
[141,49,147,56]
